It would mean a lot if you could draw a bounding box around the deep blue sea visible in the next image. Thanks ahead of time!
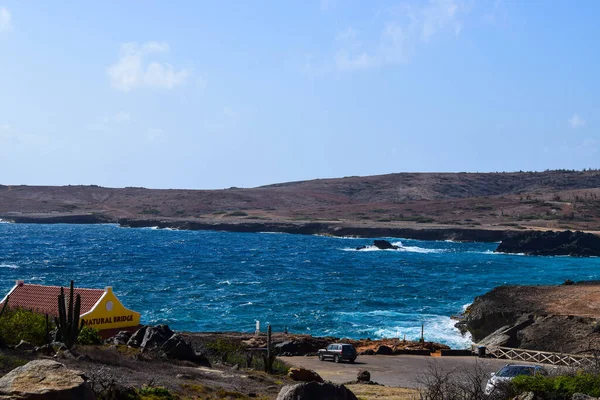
[1,222,599,349]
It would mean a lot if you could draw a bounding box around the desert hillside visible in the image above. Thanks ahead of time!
[1,170,600,236]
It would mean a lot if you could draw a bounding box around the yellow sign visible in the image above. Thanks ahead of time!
[80,287,140,330]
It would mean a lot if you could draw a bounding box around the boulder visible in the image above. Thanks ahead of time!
[288,367,324,383]
[356,240,400,251]
[15,340,35,352]
[160,334,211,366]
[376,345,393,355]
[0,359,95,399]
[275,340,298,355]
[105,331,132,346]
[572,394,599,400]
[140,325,174,351]
[127,326,148,348]
[373,240,399,250]
[360,349,375,355]
[276,382,358,400]
[357,370,370,382]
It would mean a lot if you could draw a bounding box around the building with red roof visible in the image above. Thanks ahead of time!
[1,280,140,332]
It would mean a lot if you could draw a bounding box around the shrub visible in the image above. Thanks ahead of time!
[0,308,50,346]
[138,386,173,400]
[512,373,600,399]
[225,211,248,217]
[78,325,103,345]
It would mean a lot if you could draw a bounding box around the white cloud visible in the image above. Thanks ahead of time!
[107,42,190,92]
[333,0,467,71]
[569,114,585,129]
[0,7,12,32]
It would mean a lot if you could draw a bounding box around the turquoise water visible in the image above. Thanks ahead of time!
[1,223,599,348]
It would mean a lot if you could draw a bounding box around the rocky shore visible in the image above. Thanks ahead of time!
[462,282,600,354]
[0,213,512,242]
[495,230,600,256]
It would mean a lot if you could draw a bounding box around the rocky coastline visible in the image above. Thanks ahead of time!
[461,282,600,354]
[495,230,600,256]
[0,213,513,242]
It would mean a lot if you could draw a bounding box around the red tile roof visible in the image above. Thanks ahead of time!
[0,283,105,317]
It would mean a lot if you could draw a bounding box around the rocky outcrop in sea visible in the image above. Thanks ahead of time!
[495,230,600,256]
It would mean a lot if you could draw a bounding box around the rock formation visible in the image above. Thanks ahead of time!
[0,360,95,399]
[464,283,600,353]
[287,367,324,383]
[276,382,358,400]
[495,230,600,256]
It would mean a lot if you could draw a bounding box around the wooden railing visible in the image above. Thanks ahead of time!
[479,346,596,367]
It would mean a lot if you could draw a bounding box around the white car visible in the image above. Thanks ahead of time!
[484,364,547,395]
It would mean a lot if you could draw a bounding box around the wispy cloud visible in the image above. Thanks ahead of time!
[569,114,585,129]
[107,41,191,92]
[333,0,468,71]
[0,7,12,32]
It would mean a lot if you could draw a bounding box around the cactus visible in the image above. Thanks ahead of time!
[55,281,84,348]
[265,324,275,373]
[0,295,8,318]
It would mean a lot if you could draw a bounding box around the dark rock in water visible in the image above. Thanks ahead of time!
[374,240,399,250]
[495,230,600,256]
[276,381,358,400]
[356,240,400,250]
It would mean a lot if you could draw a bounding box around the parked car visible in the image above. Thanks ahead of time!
[484,364,547,395]
[318,343,357,363]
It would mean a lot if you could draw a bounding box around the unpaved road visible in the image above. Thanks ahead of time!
[281,355,542,388]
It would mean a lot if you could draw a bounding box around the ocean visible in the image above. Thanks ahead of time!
[1,222,599,349]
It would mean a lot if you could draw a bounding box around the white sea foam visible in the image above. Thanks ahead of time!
[371,316,473,349]
[461,303,471,312]
[218,280,231,285]
[0,264,19,269]
[343,243,445,254]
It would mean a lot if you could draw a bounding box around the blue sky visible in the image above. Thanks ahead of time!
[0,1,598,189]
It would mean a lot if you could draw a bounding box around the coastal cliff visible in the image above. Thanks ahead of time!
[464,283,600,354]
[495,230,600,256]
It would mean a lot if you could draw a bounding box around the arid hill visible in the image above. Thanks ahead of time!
[1,170,600,239]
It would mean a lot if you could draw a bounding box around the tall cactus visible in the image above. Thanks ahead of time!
[55,281,84,348]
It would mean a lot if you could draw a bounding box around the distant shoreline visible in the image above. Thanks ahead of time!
[0,213,510,242]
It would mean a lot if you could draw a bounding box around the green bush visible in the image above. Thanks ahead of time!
[0,308,50,346]
[138,386,173,400]
[78,325,103,345]
[513,373,600,399]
